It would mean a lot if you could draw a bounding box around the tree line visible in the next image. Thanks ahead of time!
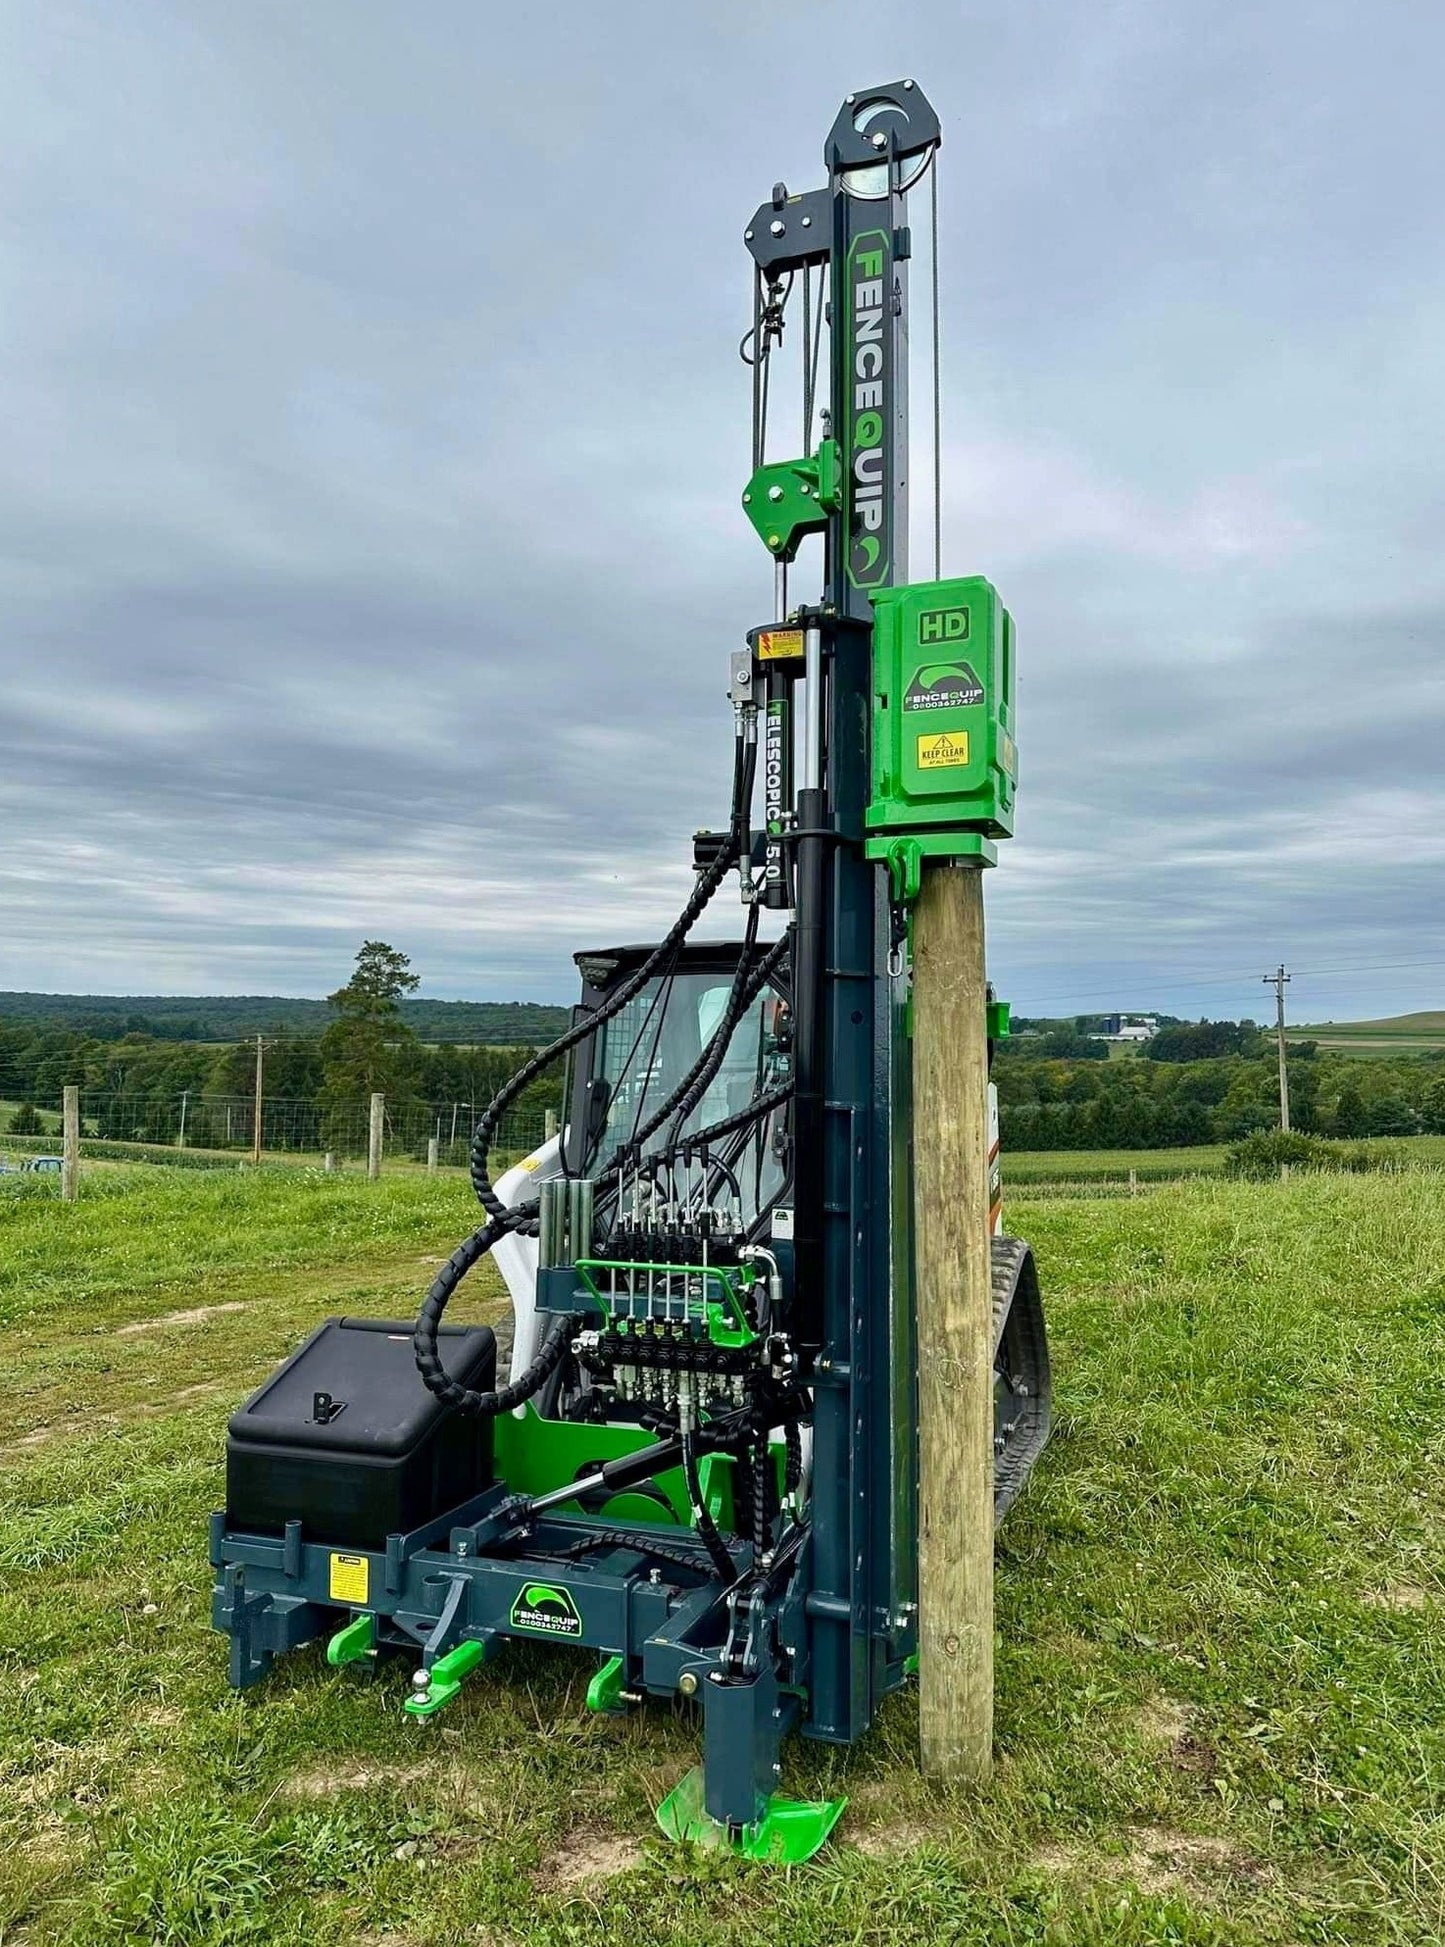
[994,1024,1445,1150]
[0,942,562,1158]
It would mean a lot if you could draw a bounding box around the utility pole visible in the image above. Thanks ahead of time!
[177,1089,189,1149]
[1263,965,1291,1132]
[252,1036,264,1165]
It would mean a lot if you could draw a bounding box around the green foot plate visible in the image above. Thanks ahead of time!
[655,1765,846,1864]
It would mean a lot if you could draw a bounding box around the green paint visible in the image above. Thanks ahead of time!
[844,227,892,592]
[585,1654,627,1714]
[741,439,840,561]
[402,1638,488,1717]
[574,1258,758,1348]
[865,576,1017,861]
[509,1581,583,1638]
[655,1764,847,1864]
[493,1406,738,1532]
[324,1612,374,1668]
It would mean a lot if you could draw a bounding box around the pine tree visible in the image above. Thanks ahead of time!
[318,942,422,1151]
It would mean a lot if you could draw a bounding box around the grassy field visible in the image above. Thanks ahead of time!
[3,1168,1444,1944]
[1291,1011,1445,1057]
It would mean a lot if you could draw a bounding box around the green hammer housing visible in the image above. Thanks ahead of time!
[865,574,1017,879]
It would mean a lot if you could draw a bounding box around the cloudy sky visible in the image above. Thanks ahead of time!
[2,1,1441,1023]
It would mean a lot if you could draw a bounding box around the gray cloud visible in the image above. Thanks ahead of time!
[1,0,1442,1024]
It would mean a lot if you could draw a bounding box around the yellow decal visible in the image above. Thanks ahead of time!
[756,628,805,662]
[917,730,970,769]
[329,1553,369,1604]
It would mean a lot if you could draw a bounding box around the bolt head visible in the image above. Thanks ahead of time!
[770,219,785,237]
[801,215,812,227]
[872,131,887,149]
[904,79,914,89]
[679,1671,699,1697]
[767,484,784,501]
[744,229,754,241]
[767,534,781,548]
[412,1669,431,1690]
[742,491,751,503]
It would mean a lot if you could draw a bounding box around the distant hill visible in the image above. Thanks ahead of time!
[1290,1010,1445,1056]
[0,991,571,1046]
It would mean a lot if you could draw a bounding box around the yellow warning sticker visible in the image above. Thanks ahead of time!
[917,730,970,769]
[756,628,805,662]
[329,1553,369,1604]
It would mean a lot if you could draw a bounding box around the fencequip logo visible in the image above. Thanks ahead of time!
[847,229,891,589]
[509,1581,583,1639]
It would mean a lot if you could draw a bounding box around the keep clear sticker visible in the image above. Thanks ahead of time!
[916,730,970,770]
[329,1553,369,1604]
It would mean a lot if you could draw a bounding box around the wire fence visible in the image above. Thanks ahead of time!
[0,1093,551,1169]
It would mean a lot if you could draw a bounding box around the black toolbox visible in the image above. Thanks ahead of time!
[225,1316,497,1551]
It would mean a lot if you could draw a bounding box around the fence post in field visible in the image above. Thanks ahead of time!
[368,1094,385,1181]
[323,1151,336,1173]
[426,1136,439,1173]
[62,1086,80,1202]
[1129,1167,1138,1198]
[545,1108,558,1144]
[252,1036,264,1165]
[913,861,993,1787]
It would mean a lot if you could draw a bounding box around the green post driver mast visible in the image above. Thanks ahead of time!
[211,79,1049,1862]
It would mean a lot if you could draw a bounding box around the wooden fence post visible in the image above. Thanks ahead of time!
[368,1094,385,1181]
[426,1135,439,1173]
[912,861,993,1786]
[62,1086,80,1203]
[544,1108,559,1144]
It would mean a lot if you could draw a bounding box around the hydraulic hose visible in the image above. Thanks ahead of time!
[682,1429,739,1584]
[413,1217,570,1413]
[417,747,760,1412]
[467,736,756,1223]
[663,899,760,1149]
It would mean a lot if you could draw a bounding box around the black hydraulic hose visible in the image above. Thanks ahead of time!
[664,899,760,1148]
[467,737,754,1223]
[413,1215,572,1413]
[784,1419,802,1497]
[468,837,736,1221]
[560,1527,720,1577]
[751,1440,773,1551]
[687,1077,791,1151]
[682,1430,739,1584]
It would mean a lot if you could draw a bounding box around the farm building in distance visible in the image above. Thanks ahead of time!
[1096,1014,1159,1043]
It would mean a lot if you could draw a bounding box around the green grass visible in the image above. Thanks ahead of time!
[1291,1011,1445,1057]
[3,1168,1444,1943]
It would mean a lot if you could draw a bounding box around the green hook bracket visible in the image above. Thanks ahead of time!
[325,1612,375,1668]
[403,1637,490,1718]
[585,1654,628,1714]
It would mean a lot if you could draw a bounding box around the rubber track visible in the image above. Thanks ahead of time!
[990,1234,1052,1523]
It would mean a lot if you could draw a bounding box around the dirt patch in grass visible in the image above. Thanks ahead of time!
[851,1817,936,1857]
[283,1758,441,1799]
[535,1826,644,1889]
[1036,1826,1268,1899]
[1135,1693,1218,1778]
[1127,1825,1270,1895]
[116,1301,249,1335]
[1363,1581,1432,1611]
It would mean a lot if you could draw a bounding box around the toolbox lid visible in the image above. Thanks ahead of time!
[226,1316,495,1459]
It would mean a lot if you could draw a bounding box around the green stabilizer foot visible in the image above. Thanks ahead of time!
[586,1654,626,1714]
[403,1638,488,1718]
[326,1613,375,1668]
[655,1765,846,1865]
